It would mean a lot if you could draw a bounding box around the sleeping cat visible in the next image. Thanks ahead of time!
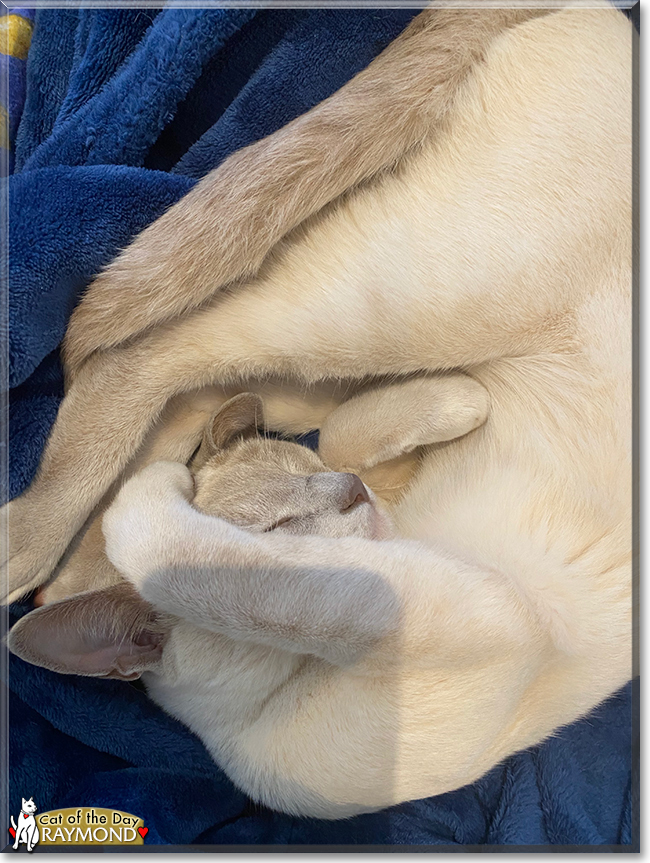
[28,373,488,606]
[2,7,633,819]
[9,388,489,817]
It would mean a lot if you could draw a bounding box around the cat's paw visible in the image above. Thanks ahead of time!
[103,461,194,591]
[0,496,64,605]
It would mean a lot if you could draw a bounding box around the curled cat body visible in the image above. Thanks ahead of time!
[9,388,490,817]
[4,7,633,819]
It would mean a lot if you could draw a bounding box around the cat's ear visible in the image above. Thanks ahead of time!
[7,583,170,681]
[208,392,264,451]
[195,393,264,467]
[21,798,27,807]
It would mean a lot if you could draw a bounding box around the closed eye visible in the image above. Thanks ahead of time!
[263,515,295,532]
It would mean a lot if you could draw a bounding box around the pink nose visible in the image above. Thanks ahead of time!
[33,588,46,607]
[340,473,370,511]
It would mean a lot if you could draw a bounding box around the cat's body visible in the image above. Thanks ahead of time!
[3,7,633,818]
[10,388,490,817]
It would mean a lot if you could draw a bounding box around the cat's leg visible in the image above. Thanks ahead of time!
[102,462,531,668]
[62,6,626,382]
[27,386,237,605]
[4,385,228,604]
[318,374,490,474]
[62,8,543,380]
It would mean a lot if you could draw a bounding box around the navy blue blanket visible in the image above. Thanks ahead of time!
[6,8,635,848]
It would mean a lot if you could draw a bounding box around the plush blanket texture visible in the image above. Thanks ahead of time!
[5,7,635,848]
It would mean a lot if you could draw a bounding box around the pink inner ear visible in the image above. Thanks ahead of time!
[70,640,162,674]
[8,583,168,679]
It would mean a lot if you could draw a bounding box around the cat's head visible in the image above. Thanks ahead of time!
[190,392,393,541]
[7,394,393,682]
[21,798,37,815]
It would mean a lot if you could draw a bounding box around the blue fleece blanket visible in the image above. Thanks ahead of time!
[5,7,635,848]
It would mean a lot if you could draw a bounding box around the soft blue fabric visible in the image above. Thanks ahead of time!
[5,7,635,848]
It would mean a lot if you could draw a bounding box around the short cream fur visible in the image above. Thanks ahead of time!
[3,7,633,818]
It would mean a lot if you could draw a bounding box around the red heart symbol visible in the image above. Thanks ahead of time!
[138,827,148,839]
[8,827,15,839]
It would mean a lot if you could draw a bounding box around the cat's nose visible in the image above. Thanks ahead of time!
[340,473,370,511]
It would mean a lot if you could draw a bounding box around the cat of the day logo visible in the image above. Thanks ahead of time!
[8,800,148,849]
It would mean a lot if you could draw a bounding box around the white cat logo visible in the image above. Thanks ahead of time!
[10,797,40,852]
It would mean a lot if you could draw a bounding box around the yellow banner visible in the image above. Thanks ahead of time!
[35,808,146,846]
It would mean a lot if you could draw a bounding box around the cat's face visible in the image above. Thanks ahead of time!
[21,798,36,814]
[193,436,393,541]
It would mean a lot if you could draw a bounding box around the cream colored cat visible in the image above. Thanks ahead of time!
[2,7,633,818]
[29,373,487,606]
[9,387,490,818]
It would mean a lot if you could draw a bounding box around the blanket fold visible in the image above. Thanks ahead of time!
[6,6,634,848]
